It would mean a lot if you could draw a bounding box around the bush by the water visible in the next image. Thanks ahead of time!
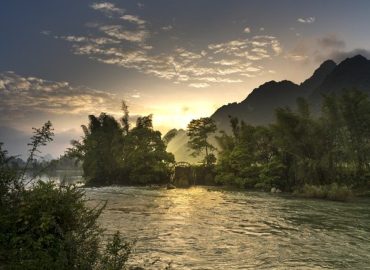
[294,183,353,201]
[0,124,134,269]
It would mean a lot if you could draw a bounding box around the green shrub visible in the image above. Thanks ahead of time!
[296,183,352,201]
[99,232,133,270]
[327,183,353,201]
[0,181,103,269]
[214,173,234,185]
[0,123,134,270]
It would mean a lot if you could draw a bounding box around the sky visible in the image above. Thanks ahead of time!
[1,0,370,158]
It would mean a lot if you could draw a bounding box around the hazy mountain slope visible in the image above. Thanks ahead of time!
[165,129,201,163]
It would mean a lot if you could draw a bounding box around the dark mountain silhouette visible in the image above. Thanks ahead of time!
[310,55,370,101]
[212,58,337,129]
[167,55,370,162]
[301,60,337,91]
[212,81,300,128]
[211,55,370,130]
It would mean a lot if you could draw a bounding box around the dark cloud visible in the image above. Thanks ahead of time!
[315,49,370,63]
[318,34,346,49]
[285,40,309,63]
[328,49,370,62]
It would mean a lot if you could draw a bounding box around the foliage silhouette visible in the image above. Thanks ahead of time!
[68,101,174,186]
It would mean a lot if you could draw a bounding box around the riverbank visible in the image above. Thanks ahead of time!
[80,180,370,203]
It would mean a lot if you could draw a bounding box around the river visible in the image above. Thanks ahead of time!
[84,186,370,269]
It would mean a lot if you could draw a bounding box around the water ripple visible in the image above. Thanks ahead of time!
[85,186,370,269]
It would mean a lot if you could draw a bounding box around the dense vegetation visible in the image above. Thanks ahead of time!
[0,123,134,270]
[215,89,370,200]
[68,102,174,186]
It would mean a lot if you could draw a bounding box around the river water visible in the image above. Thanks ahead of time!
[84,186,370,269]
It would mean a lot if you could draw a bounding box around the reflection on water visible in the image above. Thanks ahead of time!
[85,186,370,269]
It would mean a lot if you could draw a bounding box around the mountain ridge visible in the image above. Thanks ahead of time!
[211,54,370,130]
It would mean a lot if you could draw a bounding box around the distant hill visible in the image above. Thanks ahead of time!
[211,58,339,130]
[166,55,370,162]
[165,129,201,164]
[310,55,370,101]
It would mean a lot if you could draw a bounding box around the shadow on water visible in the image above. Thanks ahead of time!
[84,186,370,269]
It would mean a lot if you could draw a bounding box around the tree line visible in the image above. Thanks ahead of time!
[67,89,370,196]
[213,89,370,198]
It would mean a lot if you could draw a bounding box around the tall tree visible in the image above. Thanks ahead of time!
[68,102,174,186]
[68,113,123,185]
[124,115,174,184]
[187,117,217,165]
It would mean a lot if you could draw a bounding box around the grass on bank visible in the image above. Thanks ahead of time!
[294,183,353,202]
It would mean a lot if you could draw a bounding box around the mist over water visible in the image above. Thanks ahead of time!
[85,186,370,269]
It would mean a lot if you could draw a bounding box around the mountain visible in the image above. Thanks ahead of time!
[165,129,201,163]
[212,58,337,130]
[300,60,337,91]
[212,80,301,129]
[310,55,370,101]
[167,55,370,162]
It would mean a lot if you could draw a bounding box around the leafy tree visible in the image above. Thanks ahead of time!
[216,119,284,189]
[339,89,370,182]
[68,102,174,186]
[124,115,174,184]
[187,117,217,166]
[69,113,124,186]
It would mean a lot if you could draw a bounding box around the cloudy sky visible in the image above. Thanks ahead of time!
[1,0,370,157]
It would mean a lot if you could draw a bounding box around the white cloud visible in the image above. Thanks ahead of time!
[99,25,149,42]
[246,66,261,72]
[188,83,210,88]
[91,2,124,14]
[52,3,284,87]
[195,77,243,83]
[244,27,251,33]
[297,17,316,24]
[121,14,146,26]
[161,25,173,31]
[40,30,51,36]
[212,59,240,66]
[208,35,282,59]
[0,71,119,118]
[285,54,308,61]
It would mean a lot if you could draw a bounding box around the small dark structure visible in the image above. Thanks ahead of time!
[172,162,215,187]
[172,162,193,187]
